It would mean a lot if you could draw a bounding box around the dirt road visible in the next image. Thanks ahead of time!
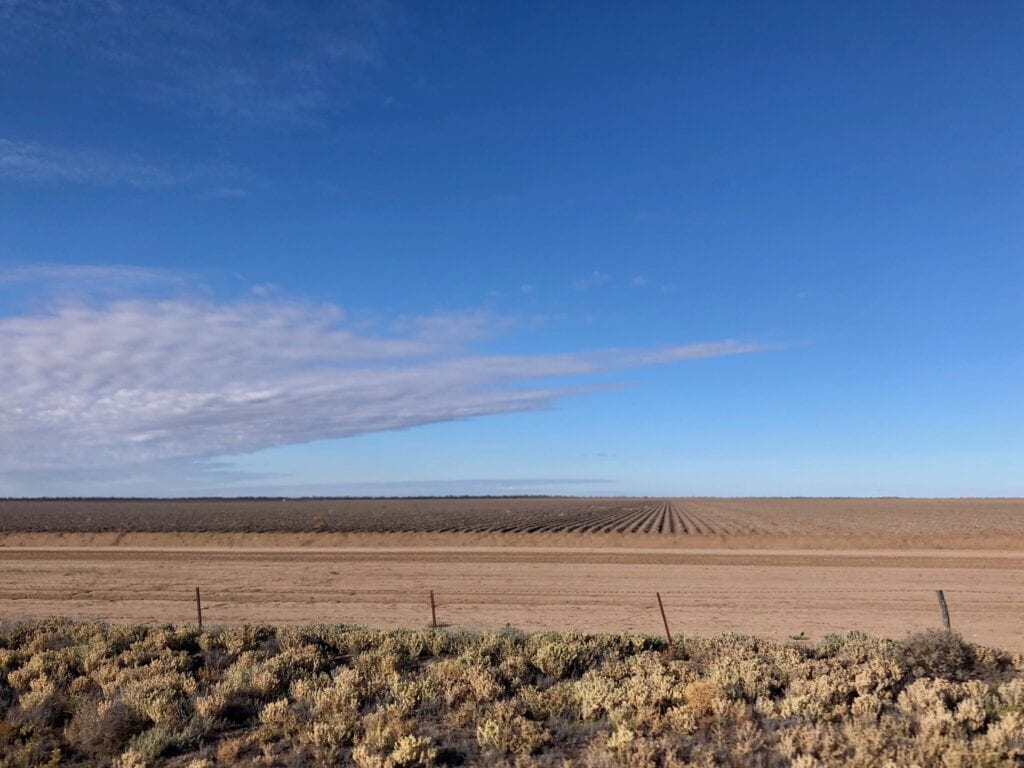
[2,545,1022,651]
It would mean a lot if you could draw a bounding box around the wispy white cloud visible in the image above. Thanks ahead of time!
[0,139,176,186]
[0,297,767,487]
[0,139,236,190]
[0,468,613,498]
[571,271,610,291]
[609,341,772,367]
[186,478,615,499]
[200,187,249,200]
[0,1,393,124]
[0,264,179,286]
[249,283,278,298]
[393,309,515,343]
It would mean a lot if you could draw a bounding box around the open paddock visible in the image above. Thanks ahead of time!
[1,545,1023,651]
[2,498,1023,651]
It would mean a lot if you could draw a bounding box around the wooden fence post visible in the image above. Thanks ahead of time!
[935,589,951,631]
[656,592,673,648]
[430,590,437,629]
[195,586,203,631]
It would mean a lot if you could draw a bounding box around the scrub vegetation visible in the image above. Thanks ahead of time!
[1,620,1022,766]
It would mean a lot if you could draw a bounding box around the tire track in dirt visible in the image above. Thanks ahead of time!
[5,546,1024,651]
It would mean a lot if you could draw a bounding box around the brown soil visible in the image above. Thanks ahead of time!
[2,498,1022,650]
[1,544,1022,650]
[3,497,1024,543]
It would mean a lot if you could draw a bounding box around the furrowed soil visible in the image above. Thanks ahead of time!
[2,497,1023,651]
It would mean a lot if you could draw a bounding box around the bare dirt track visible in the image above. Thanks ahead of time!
[2,498,1023,650]
[2,546,1023,651]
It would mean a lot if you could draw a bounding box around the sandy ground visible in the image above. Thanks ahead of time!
[2,543,1023,651]
[3,529,1024,550]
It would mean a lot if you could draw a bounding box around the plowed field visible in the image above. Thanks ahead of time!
[3,498,1023,650]
[3,497,1024,545]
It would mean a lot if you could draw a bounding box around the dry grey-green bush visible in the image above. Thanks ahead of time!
[0,620,1021,767]
[897,629,997,682]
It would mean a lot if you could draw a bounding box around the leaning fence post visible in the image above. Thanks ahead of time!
[430,590,437,629]
[935,589,951,631]
[656,592,673,648]
[195,586,203,631]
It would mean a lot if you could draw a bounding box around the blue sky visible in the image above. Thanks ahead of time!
[1,1,1022,496]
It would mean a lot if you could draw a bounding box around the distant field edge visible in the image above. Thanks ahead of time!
[3,530,1024,550]
[4,497,1024,549]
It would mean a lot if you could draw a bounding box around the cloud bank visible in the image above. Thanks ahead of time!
[0,298,764,486]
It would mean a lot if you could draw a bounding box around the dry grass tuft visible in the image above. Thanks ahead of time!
[0,620,1021,766]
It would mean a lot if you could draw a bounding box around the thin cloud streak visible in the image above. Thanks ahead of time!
[0,264,179,286]
[0,138,241,191]
[185,478,615,499]
[0,298,768,486]
[0,1,392,124]
[571,271,610,291]
[0,139,175,186]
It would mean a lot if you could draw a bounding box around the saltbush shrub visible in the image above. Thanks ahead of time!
[898,629,978,681]
[0,620,1020,767]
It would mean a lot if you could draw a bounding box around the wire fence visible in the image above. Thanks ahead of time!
[182,585,991,649]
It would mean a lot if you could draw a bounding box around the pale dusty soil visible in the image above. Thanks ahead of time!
[2,545,1023,651]
[2,529,1023,550]
[3,499,1022,650]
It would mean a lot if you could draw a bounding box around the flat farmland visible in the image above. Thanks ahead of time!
[3,496,1024,547]
[3,497,782,535]
[2,498,1023,650]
